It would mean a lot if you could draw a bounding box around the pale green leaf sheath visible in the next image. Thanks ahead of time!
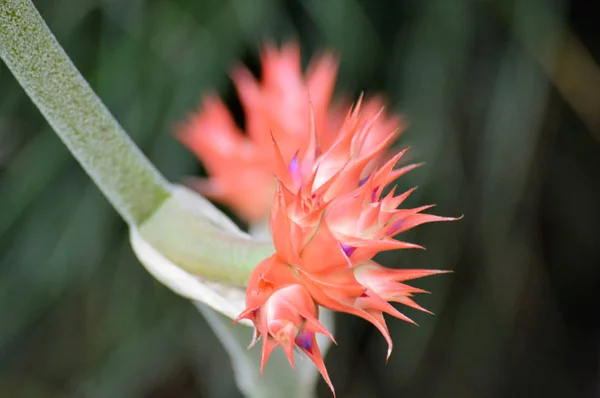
[0,0,274,298]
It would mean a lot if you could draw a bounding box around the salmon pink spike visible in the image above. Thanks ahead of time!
[180,42,459,396]
[238,89,456,389]
[239,279,335,394]
[179,43,404,224]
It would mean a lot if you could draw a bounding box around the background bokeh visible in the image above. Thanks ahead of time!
[1,0,600,397]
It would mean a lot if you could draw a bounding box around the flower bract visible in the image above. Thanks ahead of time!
[180,43,458,396]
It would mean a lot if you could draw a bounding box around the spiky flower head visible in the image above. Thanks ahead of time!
[233,98,457,395]
[180,43,458,396]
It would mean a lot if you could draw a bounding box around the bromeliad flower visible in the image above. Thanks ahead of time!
[180,43,458,396]
[178,43,402,224]
[238,259,336,391]
[236,100,458,395]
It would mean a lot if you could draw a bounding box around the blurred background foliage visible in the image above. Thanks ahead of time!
[1,0,599,397]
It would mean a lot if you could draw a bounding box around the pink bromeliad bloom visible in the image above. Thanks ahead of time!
[178,43,403,223]
[236,101,457,395]
[179,43,458,396]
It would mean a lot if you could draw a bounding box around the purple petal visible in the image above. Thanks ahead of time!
[358,174,370,187]
[371,187,380,202]
[388,219,405,235]
[340,242,356,257]
[295,330,314,353]
[289,152,302,186]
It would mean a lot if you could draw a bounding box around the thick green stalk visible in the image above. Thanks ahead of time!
[0,0,171,225]
[0,0,274,286]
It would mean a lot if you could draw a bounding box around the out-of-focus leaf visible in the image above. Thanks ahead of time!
[0,378,67,398]
[71,313,185,398]
[0,131,70,237]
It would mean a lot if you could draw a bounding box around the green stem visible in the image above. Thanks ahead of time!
[0,0,171,226]
[0,0,273,285]
[0,0,276,379]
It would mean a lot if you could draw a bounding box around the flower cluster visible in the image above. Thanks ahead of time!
[180,43,456,396]
[178,43,401,224]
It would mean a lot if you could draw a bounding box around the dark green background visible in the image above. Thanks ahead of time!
[1,0,599,397]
